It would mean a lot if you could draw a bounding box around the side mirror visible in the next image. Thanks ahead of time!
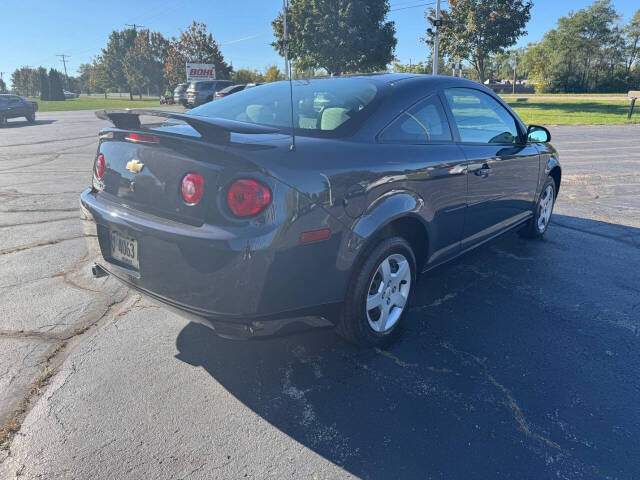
[527,125,551,143]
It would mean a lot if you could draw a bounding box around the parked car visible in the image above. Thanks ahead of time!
[0,94,38,126]
[82,74,561,346]
[186,80,234,106]
[173,83,189,106]
[214,84,246,100]
[63,90,80,99]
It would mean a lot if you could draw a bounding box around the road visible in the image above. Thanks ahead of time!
[1,111,639,479]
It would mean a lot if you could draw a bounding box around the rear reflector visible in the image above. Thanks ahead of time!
[181,173,204,205]
[227,179,271,217]
[299,229,331,244]
[94,154,105,179]
[125,133,159,144]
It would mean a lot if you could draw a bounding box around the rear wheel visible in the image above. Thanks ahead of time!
[337,236,415,347]
[519,176,556,239]
[0,116,6,127]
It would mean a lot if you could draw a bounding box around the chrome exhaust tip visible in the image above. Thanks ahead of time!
[91,263,108,278]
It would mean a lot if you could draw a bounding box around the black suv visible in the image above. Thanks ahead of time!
[0,94,38,126]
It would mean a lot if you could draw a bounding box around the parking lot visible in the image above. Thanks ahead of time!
[1,111,639,479]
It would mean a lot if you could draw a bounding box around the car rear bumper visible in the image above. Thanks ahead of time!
[80,188,344,335]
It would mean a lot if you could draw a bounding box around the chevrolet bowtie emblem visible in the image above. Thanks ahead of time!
[126,159,144,174]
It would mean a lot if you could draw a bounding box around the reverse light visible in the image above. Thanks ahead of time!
[181,173,204,205]
[94,154,105,179]
[227,179,271,217]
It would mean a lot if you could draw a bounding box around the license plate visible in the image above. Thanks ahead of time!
[110,230,139,269]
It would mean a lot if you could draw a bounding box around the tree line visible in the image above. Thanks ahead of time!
[9,21,287,99]
[7,0,640,98]
[419,0,639,92]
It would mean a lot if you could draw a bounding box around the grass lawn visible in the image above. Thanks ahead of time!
[504,98,639,125]
[30,96,161,112]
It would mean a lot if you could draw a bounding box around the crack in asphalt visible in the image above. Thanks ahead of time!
[0,235,89,256]
[0,208,78,214]
[0,135,95,148]
[441,342,564,453]
[0,216,77,229]
[0,292,134,451]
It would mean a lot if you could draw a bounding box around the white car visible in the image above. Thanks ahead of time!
[63,90,80,99]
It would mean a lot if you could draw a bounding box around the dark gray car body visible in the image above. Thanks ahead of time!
[186,80,234,106]
[0,94,38,123]
[80,74,561,337]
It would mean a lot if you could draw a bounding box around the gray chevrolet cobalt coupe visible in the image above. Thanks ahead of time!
[80,74,560,346]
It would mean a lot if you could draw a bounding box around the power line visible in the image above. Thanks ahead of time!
[389,1,440,12]
[125,23,145,31]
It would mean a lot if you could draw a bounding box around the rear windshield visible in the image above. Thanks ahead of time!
[188,78,380,136]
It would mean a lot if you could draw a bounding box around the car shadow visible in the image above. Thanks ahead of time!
[1,119,56,128]
[175,215,640,479]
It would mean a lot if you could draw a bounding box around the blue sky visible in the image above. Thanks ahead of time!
[1,0,638,86]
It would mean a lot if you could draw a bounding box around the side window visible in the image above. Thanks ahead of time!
[379,95,452,144]
[444,88,520,144]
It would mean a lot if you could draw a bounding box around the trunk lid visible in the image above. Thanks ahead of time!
[96,129,227,226]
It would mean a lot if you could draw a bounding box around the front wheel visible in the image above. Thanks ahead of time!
[337,236,416,347]
[0,116,7,127]
[519,176,556,239]
[25,112,35,123]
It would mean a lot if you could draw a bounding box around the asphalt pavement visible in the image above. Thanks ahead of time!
[0,111,639,479]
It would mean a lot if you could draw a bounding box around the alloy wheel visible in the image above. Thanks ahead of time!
[537,185,554,233]
[366,253,411,333]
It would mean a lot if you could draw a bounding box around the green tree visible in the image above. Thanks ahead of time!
[100,28,138,99]
[77,63,94,94]
[624,10,640,79]
[164,21,232,85]
[424,0,533,83]
[123,29,169,98]
[11,67,39,96]
[264,65,285,82]
[48,69,65,101]
[523,0,629,92]
[39,68,50,100]
[272,0,397,74]
[88,60,109,98]
[232,69,264,84]
[0,78,6,93]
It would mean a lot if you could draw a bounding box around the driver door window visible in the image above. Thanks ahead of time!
[444,88,520,144]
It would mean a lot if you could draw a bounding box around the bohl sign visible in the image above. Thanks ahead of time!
[186,63,216,81]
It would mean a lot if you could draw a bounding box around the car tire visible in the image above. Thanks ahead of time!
[337,236,416,347]
[519,176,556,239]
[0,116,6,127]
[26,112,35,123]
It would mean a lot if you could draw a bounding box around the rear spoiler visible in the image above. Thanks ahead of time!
[95,109,280,143]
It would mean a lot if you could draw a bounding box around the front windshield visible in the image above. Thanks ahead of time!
[188,78,379,136]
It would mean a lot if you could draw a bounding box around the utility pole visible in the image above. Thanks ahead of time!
[283,0,290,81]
[512,52,517,94]
[433,0,441,75]
[125,23,144,31]
[57,54,70,90]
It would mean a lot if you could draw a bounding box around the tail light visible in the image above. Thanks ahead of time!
[94,154,105,179]
[227,179,271,217]
[181,173,204,205]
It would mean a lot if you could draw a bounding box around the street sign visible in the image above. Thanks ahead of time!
[186,63,216,82]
